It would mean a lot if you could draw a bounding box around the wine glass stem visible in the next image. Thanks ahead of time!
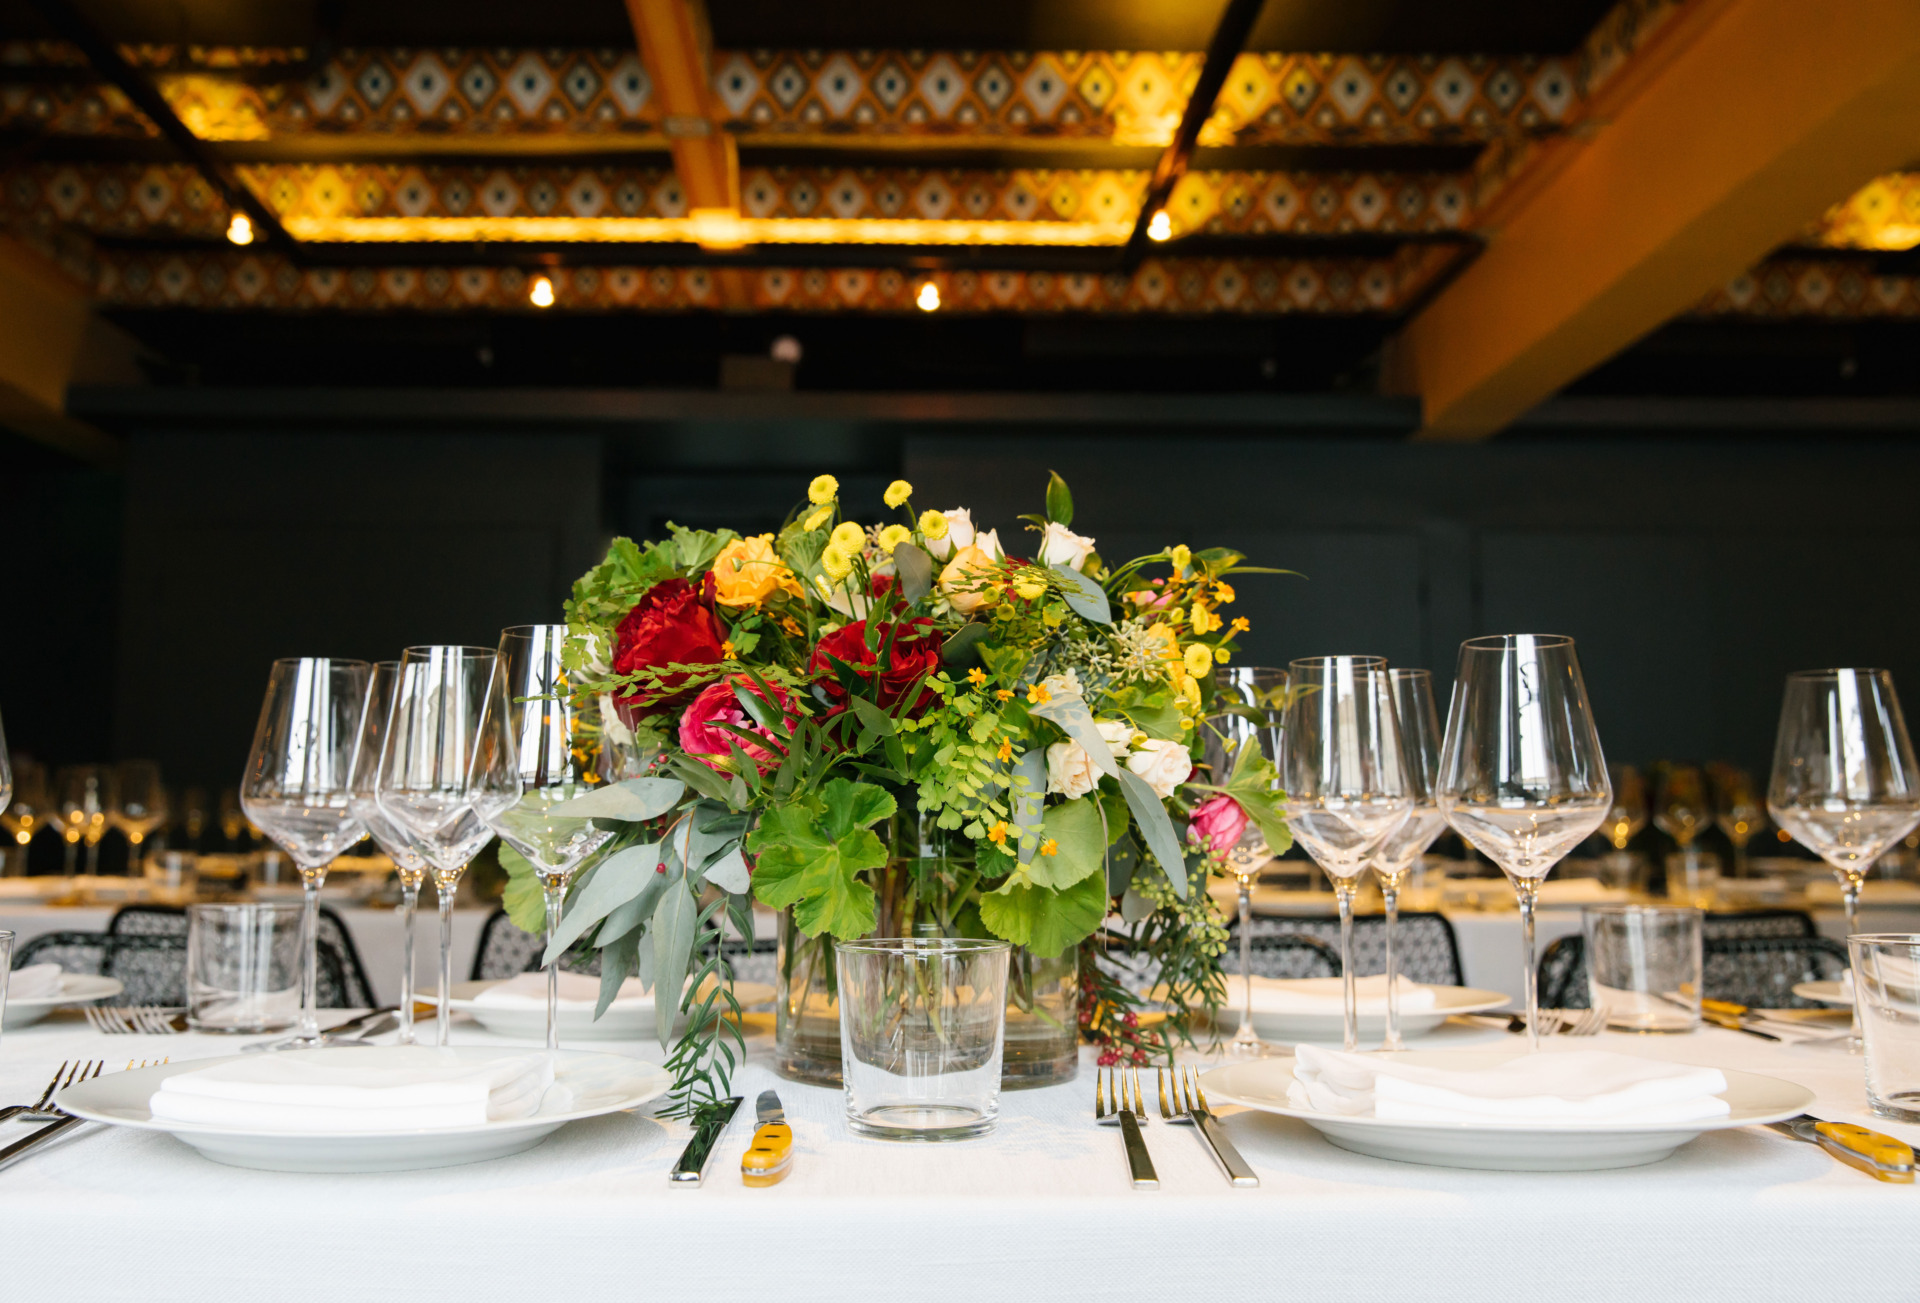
[298,872,322,1043]
[1335,881,1357,1053]
[437,874,457,1047]
[398,880,419,1045]
[542,874,568,1055]
[1381,881,1402,1053]
[1843,875,1863,1053]
[1516,877,1541,1052]
[1234,875,1259,1051]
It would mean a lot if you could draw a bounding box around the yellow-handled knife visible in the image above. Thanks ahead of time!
[1767,1114,1914,1183]
[742,1089,793,1187]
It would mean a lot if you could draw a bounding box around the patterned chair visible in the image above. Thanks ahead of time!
[15,927,370,1009]
[1537,929,1848,1010]
[1232,912,1464,986]
[469,907,773,985]
[105,902,376,1008]
[1222,932,1342,979]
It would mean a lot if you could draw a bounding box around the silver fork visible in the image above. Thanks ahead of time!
[3,1059,164,1170]
[1095,1065,1158,1189]
[0,1061,103,1124]
[1562,1005,1608,1036]
[85,1005,182,1035]
[1158,1066,1258,1187]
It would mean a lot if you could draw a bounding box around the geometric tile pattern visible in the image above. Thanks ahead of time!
[1690,259,1920,318]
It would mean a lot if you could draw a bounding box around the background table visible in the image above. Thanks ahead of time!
[0,1004,1910,1301]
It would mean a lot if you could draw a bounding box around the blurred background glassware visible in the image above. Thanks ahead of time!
[1,756,50,872]
[1203,664,1289,1059]
[1281,655,1411,1052]
[218,787,253,848]
[1850,934,1920,1123]
[1709,762,1766,878]
[476,625,614,1053]
[0,705,10,814]
[1665,850,1721,909]
[1372,668,1448,1051]
[1583,905,1702,1033]
[1437,634,1611,1052]
[376,645,505,1047]
[56,764,113,876]
[1653,764,1711,850]
[836,937,1010,1141]
[1596,763,1648,891]
[179,785,209,851]
[146,849,198,903]
[110,760,170,860]
[187,901,302,1033]
[241,656,371,1049]
[349,661,434,1045]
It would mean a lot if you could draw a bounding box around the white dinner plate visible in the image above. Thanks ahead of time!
[1792,980,1849,1006]
[421,978,776,1042]
[1207,980,1510,1042]
[1200,1051,1814,1172]
[55,1047,671,1173]
[2,974,124,1029]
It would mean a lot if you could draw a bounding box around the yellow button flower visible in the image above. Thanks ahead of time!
[1183,643,1213,678]
[803,504,833,531]
[808,474,839,505]
[877,523,912,553]
[884,479,913,508]
[1168,544,1191,575]
[918,509,949,540]
[820,546,854,583]
[1189,605,1221,635]
[828,521,866,555]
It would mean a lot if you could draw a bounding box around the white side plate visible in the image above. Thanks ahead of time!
[1791,980,1849,1006]
[1208,981,1510,1042]
[421,978,776,1042]
[2,974,125,1028]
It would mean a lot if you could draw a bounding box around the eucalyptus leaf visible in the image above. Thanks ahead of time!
[1049,564,1110,624]
[705,846,751,893]
[894,541,934,603]
[1119,885,1155,924]
[547,776,686,822]
[1030,694,1120,780]
[1117,768,1188,899]
[596,928,640,1019]
[1010,749,1046,865]
[651,865,699,1049]
[543,841,660,964]
[597,871,666,949]
[940,623,990,667]
[1106,832,1141,897]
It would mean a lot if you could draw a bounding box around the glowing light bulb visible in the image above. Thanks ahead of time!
[1146,210,1172,242]
[916,280,941,312]
[529,275,555,308]
[226,213,253,246]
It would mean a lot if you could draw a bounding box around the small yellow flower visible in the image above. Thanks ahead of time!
[781,617,804,636]
[808,474,839,505]
[967,668,987,687]
[1026,684,1052,705]
[1190,605,1221,635]
[803,504,833,531]
[996,689,1014,702]
[1168,544,1191,575]
[1039,838,1058,857]
[1229,616,1250,634]
[883,479,913,509]
[987,820,1009,846]
[820,546,854,582]
[877,523,912,553]
[918,509,949,540]
[1213,580,1236,604]
[996,738,1013,762]
[828,521,866,555]
[721,640,738,659]
[1012,572,1046,600]
[1214,646,1232,664]
[1183,644,1213,678]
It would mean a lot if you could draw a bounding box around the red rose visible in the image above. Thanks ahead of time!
[678,676,795,773]
[611,575,727,717]
[809,618,943,717]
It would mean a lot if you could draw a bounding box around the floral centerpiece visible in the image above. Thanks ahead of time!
[504,471,1290,1114]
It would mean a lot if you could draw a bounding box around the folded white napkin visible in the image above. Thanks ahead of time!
[6,963,65,1000]
[473,971,650,1009]
[1288,1046,1731,1125]
[1244,975,1438,1016]
[148,1047,555,1132]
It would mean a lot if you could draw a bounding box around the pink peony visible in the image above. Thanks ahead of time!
[678,676,795,773]
[1188,795,1248,855]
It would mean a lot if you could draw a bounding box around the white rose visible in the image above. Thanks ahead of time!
[1040,669,1083,700]
[1046,740,1098,799]
[1095,719,1133,758]
[1127,738,1193,799]
[975,527,1004,560]
[927,508,974,561]
[599,693,634,748]
[1038,521,1097,572]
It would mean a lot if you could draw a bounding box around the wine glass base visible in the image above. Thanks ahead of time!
[1226,1032,1274,1059]
[243,1031,379,1054]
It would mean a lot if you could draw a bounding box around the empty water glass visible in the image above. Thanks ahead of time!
[836,937,1010,1141]
[1851,934,1920,1123]
[1583,905,1702,1032]
[1665,850,1721,909]
[187,902,302,1033]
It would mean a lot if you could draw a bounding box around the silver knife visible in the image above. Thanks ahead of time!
[0,1113,86,1169]
[668,1096,743,1186]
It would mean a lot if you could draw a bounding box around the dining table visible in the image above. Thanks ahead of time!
[0,1002,1909,1302]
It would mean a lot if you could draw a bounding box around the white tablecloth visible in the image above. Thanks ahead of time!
[0,1007,1911,1301]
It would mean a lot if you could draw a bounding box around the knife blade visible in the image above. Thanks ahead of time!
[742,1089,793,1187]
[0,1113,86,1169]
[668,1096,742,1186]
[1766,1114,1914,1183]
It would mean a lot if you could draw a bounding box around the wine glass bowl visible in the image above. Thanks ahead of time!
[1371,668,1448,1051]
[110,760,170,854]
[1708,762,1765,878]
[1653,764,1710,849]
[56,765,114,876]
[1,756,49,851]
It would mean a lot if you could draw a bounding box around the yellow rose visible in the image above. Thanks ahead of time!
[883,479,913,509]
[877,523,912,553]
[803,504,833,531]
[939,545,998,614]
[828,521,866,555]
[820,545,854,583]
[711,534,800,608]
[1183,643,1213,678]
[808,474,840,505]
[1168,544,1191,575]
[918,509,949,540]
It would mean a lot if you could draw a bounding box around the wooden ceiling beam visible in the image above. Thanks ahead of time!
[1390,0,1920,440]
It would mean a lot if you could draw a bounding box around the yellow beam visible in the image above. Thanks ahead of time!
[624,0,737,213]
[1393,0,1920,441]
[0,237,122,464]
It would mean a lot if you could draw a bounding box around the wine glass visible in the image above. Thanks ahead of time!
[476,625,616,1052]
[1201,665,1289,1059]
[1768,668,1920,1052]
[376,645,506,1048]
[57,765,113,876]
[1,757,49,859]
[1709,763,1765,879]
[1597,763,1648,891]
[1371,669,1447,1052]
[349,662,434,1045]
[110,761,170,865]
[1653,764,1710,848]
[1437,634,1611,1051]
[241,657,372,1049]
[1280,656,1412,1053]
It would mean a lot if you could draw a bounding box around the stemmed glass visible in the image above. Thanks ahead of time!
[1654,764,1710,850]
[1371,669,1447,1052]
[110,761,170,865]
[1710,763,1765,879]
[1280,656,1412,1053]
[1767,668,1920,1052]
[349,663,434,1045]
[57,765,113,876]
[1437,635,1611,1052]
[1202,665,1289,1059]
[376,645,506,1047]
[240,657,372,1049]
[475,625,615,1052]
[1,757,49,865]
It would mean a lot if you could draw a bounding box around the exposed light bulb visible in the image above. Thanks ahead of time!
[529,275,555,308]
[1146,210,1172,242]
[225,213,253,246]
[916,280,941,312]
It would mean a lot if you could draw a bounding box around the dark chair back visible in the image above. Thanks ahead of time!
[1234,912,1463,986]
[1223,932,1341,979]
[105,901,376,1008]
[1536,930,1849,1010]
[470,908,603,980]
[1701,910,1815,940]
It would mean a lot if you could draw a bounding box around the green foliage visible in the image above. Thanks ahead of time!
[1026,797,1106,890]
[979,868,1106,958]
[1045,469,1074,527]
[747,779,896,938]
